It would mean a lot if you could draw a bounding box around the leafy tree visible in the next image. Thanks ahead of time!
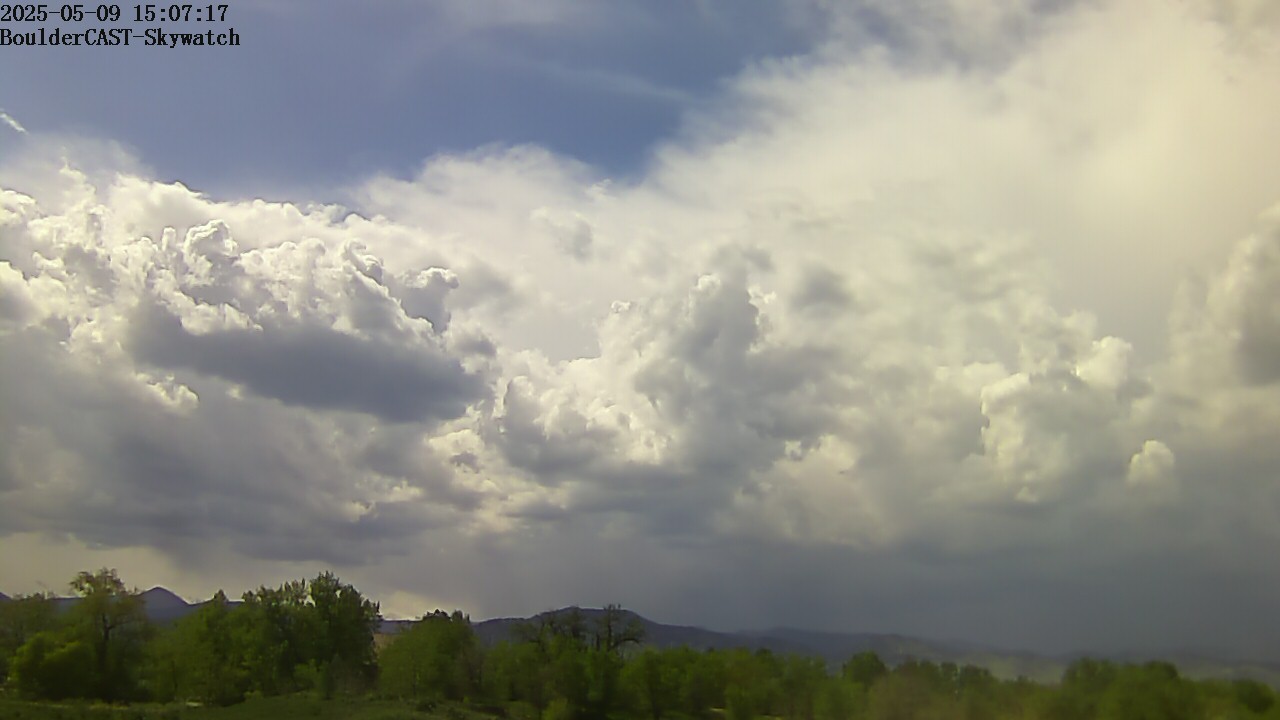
[842,651,888,690]
[678,647,727,719]
[584,646,627,720]
[67,568,150,700]
[546,696,577,720]
[500,606,646,720]
[9,631,94,700]
[236,579,313,694]
[548,635,591,717]
[308,571,381,696]
[592,604,645,656]
[233,572,378,698]
[0,592,58,682]
[867,661,953,720]
[1046,657,1118,720]
[380,610,478,701]
[779,654,828,720]
[1233,678,1275,715]
[723,649,783,720]
[484,639,553,712]
[145,591,249,705]
[623,648,683,720]
[1098,662,1201,720]
[815,675,865,720]
[954,665,999,720]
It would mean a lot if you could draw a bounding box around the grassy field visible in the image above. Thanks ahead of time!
[0,695,498,720]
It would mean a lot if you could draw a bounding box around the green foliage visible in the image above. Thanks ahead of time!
[621,648,682,720]
[1097,662,1201,720]
[0,592,59,682]
[841,651,888,690]
[144,591,249,706]
[488,606,646,720]
[307,572,381,696]
[820,674,868,720]
[677,647,726,719]
[68,568,153,701]
[1234,678,1276,715]
[10,631,95,700]
[484,641,553,710]
[9,570,1280,720]
[7,569,150,702]
[236,579,314,695]
[380,610,478,702]
[590,605,645,656]
[233,572,379,698]
[1045,657,1119,720]
[867,667,937,720]
[544,696,577,720]
[778,654,827,720]
[722,649,783,720]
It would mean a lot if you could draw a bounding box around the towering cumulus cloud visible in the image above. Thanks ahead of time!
[2,0,1280,657]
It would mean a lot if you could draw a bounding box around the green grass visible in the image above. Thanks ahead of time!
[0,695,481,720]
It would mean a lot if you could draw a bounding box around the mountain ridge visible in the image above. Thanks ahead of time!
[5,590,1278,685]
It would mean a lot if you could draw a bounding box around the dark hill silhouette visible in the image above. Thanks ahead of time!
[464,607,1050,677]
[140,586,195,622]
[468,607,812,655]
[6,589,1279,686]
[12,587,240,625]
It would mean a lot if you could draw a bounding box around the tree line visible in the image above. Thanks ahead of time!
[1,569,1277,720]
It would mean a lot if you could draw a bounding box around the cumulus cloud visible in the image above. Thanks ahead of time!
[3,0,1280,659]
[0,170,496,562]
[1127,440,1176,489]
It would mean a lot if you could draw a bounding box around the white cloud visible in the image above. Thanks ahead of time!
[3,0,1280,657]
[0,109,26,135]
[1127,440,1176,489]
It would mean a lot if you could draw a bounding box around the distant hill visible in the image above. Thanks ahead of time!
[459,608,1060,681]
[8,590,1280,687]
[404,606,1280,687]
[469,607,770,652]
[6,587,239,625]
[139,587,198,623]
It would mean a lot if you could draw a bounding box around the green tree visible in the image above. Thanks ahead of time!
[954,665,998,720]
[500,606,646,720]
[548,635,590,717]
[867,662,952,720]
[842,652,888,690]
[236,578,318,694]
[234,572,378,697]
[723,649,783,720]
[591,604,645,655]
[0,592,58,682]
[146,591,249,705]
[679,648,727,720]
[1233,679,1275,715]
[484,639,553,712]
[380,610,478,701]
[67,568,150,700]
[1047,657,1118,720]
[9,631,94,700]
[815,675,865,720]
[307,571,381,696]
[779,654,828,720]
[1098,662,1201,720]
[623,648,683,720]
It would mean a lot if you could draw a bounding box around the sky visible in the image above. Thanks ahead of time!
[2,0,1280,661]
